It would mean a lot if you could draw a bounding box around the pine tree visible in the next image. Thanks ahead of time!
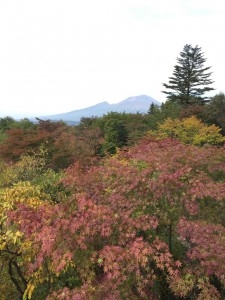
[162,44,214,106]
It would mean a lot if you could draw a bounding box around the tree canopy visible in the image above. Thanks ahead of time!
[162,44,214,106]
[1,137,224,299]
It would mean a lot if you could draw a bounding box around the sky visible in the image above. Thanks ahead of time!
[0,0,225,118]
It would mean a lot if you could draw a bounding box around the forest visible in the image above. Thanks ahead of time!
[0,45,225,299]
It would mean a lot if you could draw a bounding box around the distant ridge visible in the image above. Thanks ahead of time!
[40,95,160,123]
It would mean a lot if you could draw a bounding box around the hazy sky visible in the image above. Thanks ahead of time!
[0,0,225,118]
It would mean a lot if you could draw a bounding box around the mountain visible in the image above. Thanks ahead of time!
[40,95,160,123]
[110,95,160,113]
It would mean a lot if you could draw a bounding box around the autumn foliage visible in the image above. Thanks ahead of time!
[1,134,224,299]
[0,112,224,299]
[0,120,103,169]
[151,116,225,146]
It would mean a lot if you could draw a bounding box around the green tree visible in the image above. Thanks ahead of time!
[147,103,160,115]
[146,101,181,130]
[205,93,225,134]
[103,118,128,154]
[12,118,36,130]
[162,44,214,106]
[0,116,16,131]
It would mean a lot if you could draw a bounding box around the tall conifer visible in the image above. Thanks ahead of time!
[162,44,214,106]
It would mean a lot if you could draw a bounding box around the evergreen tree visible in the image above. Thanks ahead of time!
[147,103,160,115]
[162,44,214,106]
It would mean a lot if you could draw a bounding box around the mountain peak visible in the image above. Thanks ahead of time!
[117,95,158,106]
[120,95,155,103]
[40,95,160,123]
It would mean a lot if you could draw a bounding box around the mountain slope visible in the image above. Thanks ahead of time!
[41,95,160,122]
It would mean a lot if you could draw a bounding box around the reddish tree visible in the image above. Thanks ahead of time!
[7,137,225,299]
[0,120,103,170]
